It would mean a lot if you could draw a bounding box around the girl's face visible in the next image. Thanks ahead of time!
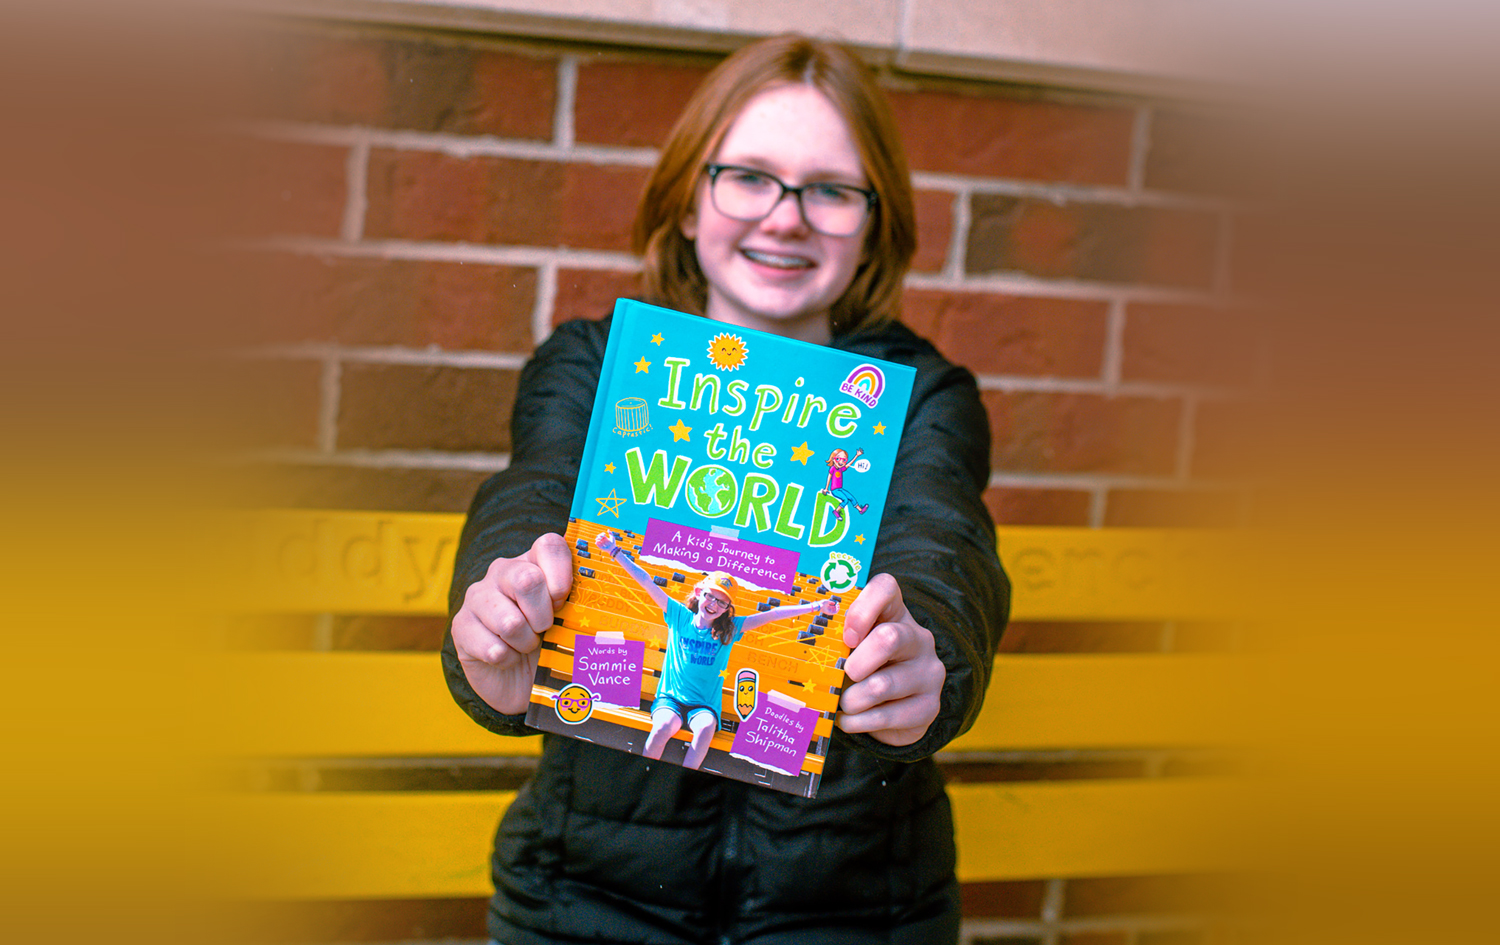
[681,83,870,344]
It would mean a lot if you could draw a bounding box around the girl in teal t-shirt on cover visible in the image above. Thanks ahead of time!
[596,530,837,769]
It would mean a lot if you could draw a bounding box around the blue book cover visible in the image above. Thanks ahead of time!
[525,298,915,797]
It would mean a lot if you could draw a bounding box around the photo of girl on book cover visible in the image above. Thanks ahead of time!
[596,530,838,769]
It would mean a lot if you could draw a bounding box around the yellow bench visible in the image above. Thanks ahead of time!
[217,510,1248,904]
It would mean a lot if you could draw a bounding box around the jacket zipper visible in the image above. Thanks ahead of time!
[714,781,747,945]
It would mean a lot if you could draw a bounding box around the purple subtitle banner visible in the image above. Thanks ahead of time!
[572,635,645,708]
[731,695,818,776]
[640,519,797,592]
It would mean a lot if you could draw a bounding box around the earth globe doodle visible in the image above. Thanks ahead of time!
[685,465,736,518]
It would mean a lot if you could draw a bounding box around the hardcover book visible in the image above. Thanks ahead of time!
[525,298,915,797]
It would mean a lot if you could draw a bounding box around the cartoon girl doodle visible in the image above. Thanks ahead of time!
[596,531,837,770]
[820,447,869,520]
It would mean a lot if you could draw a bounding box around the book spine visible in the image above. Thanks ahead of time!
[569,299,633,520]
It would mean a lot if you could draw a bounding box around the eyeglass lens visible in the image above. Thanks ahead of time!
[708,165,872,237]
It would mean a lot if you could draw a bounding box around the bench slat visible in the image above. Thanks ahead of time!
[236,511,1240,620]
[218,652,1247,758]
[216,778,1243,899]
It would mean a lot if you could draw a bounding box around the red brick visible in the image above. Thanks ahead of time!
[244,897,486,943]
[967,196,1219,289]
[997,621,1167,654]
[223,615,318,651]
[1167,623,1239,654]
[574,58,711,147]
[911,189,954,273]
[256,255,536,351]
[553,268,643,326]
[332,615,449,650]
[982,390,1181,475]
[959,880,1047,918]
[904,289,1109,378]
[1064,874,1235,917]
[1104,489,1244,528]
[288,36,388,127]
[247,462,491,513]
[1189,399,1262,480]
[983,486,1093,526]
[1122,303,1257,387]
[889,89,1134,185]
[258,34,555,139]
[559,163,652,251]
[222,358,322,450]
[338,364,519,452]
[944,758,1147,783]
[389,43,554,138]
[364,149,560,245]
[1146,110,1264,199]
[237,138,347,238]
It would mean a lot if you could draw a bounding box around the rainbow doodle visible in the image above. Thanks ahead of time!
[837,364,886,408]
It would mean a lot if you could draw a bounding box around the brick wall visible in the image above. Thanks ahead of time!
[235,24,1249,945]
[239,26,1253,530]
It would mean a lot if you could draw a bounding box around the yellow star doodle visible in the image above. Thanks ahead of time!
[604,462,615,473]
[646,634,663,650]
[651,333,664,345]
[634,356,651,373]
[579,616,592,629]
[789,441,815,465]
[854,534,865,545]
[596,489,627,517]
[872,422,886,435]
[668,418,692,441]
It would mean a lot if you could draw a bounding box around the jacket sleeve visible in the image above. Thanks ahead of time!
[834,326,1011,762]
[440,318,608,737]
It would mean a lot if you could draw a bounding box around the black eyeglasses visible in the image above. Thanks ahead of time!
[704,164,876,237]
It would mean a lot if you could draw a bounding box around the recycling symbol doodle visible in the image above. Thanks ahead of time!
[820,557,858,593]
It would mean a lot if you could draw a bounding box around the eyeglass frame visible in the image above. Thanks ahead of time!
[703,163,878,237]
[699,593,731,613]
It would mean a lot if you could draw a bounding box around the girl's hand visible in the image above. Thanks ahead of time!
[450,532,574,715]
[596,531,616,555]
[820,598,839,616]
[836,574,945,747]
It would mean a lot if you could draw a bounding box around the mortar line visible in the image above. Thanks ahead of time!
[533,261,558,346]
[1042,877,1066,924]
[340,134,369,242]
[317,355,340,454]
[234,448,512,472]
[1089,488,1109,528]
[554,55,577,148]
[943,187,971,281]
[1102,296,1128,391]
[311,613,334,653]
[904,270,1221,306]
[975,374,1208,399]
[1214,209,1236,298]
[239,343,530,370]
[988,470,1241,491]
[232,120,658,166]
[912,169,1233,212]
[247,236,640,271]
[1128,105,1154,193]
[1176,394,1199,481]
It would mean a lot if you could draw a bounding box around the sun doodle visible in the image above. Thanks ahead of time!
[707,332,748,371]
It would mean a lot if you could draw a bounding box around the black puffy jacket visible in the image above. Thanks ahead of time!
[443,314,1009,945]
